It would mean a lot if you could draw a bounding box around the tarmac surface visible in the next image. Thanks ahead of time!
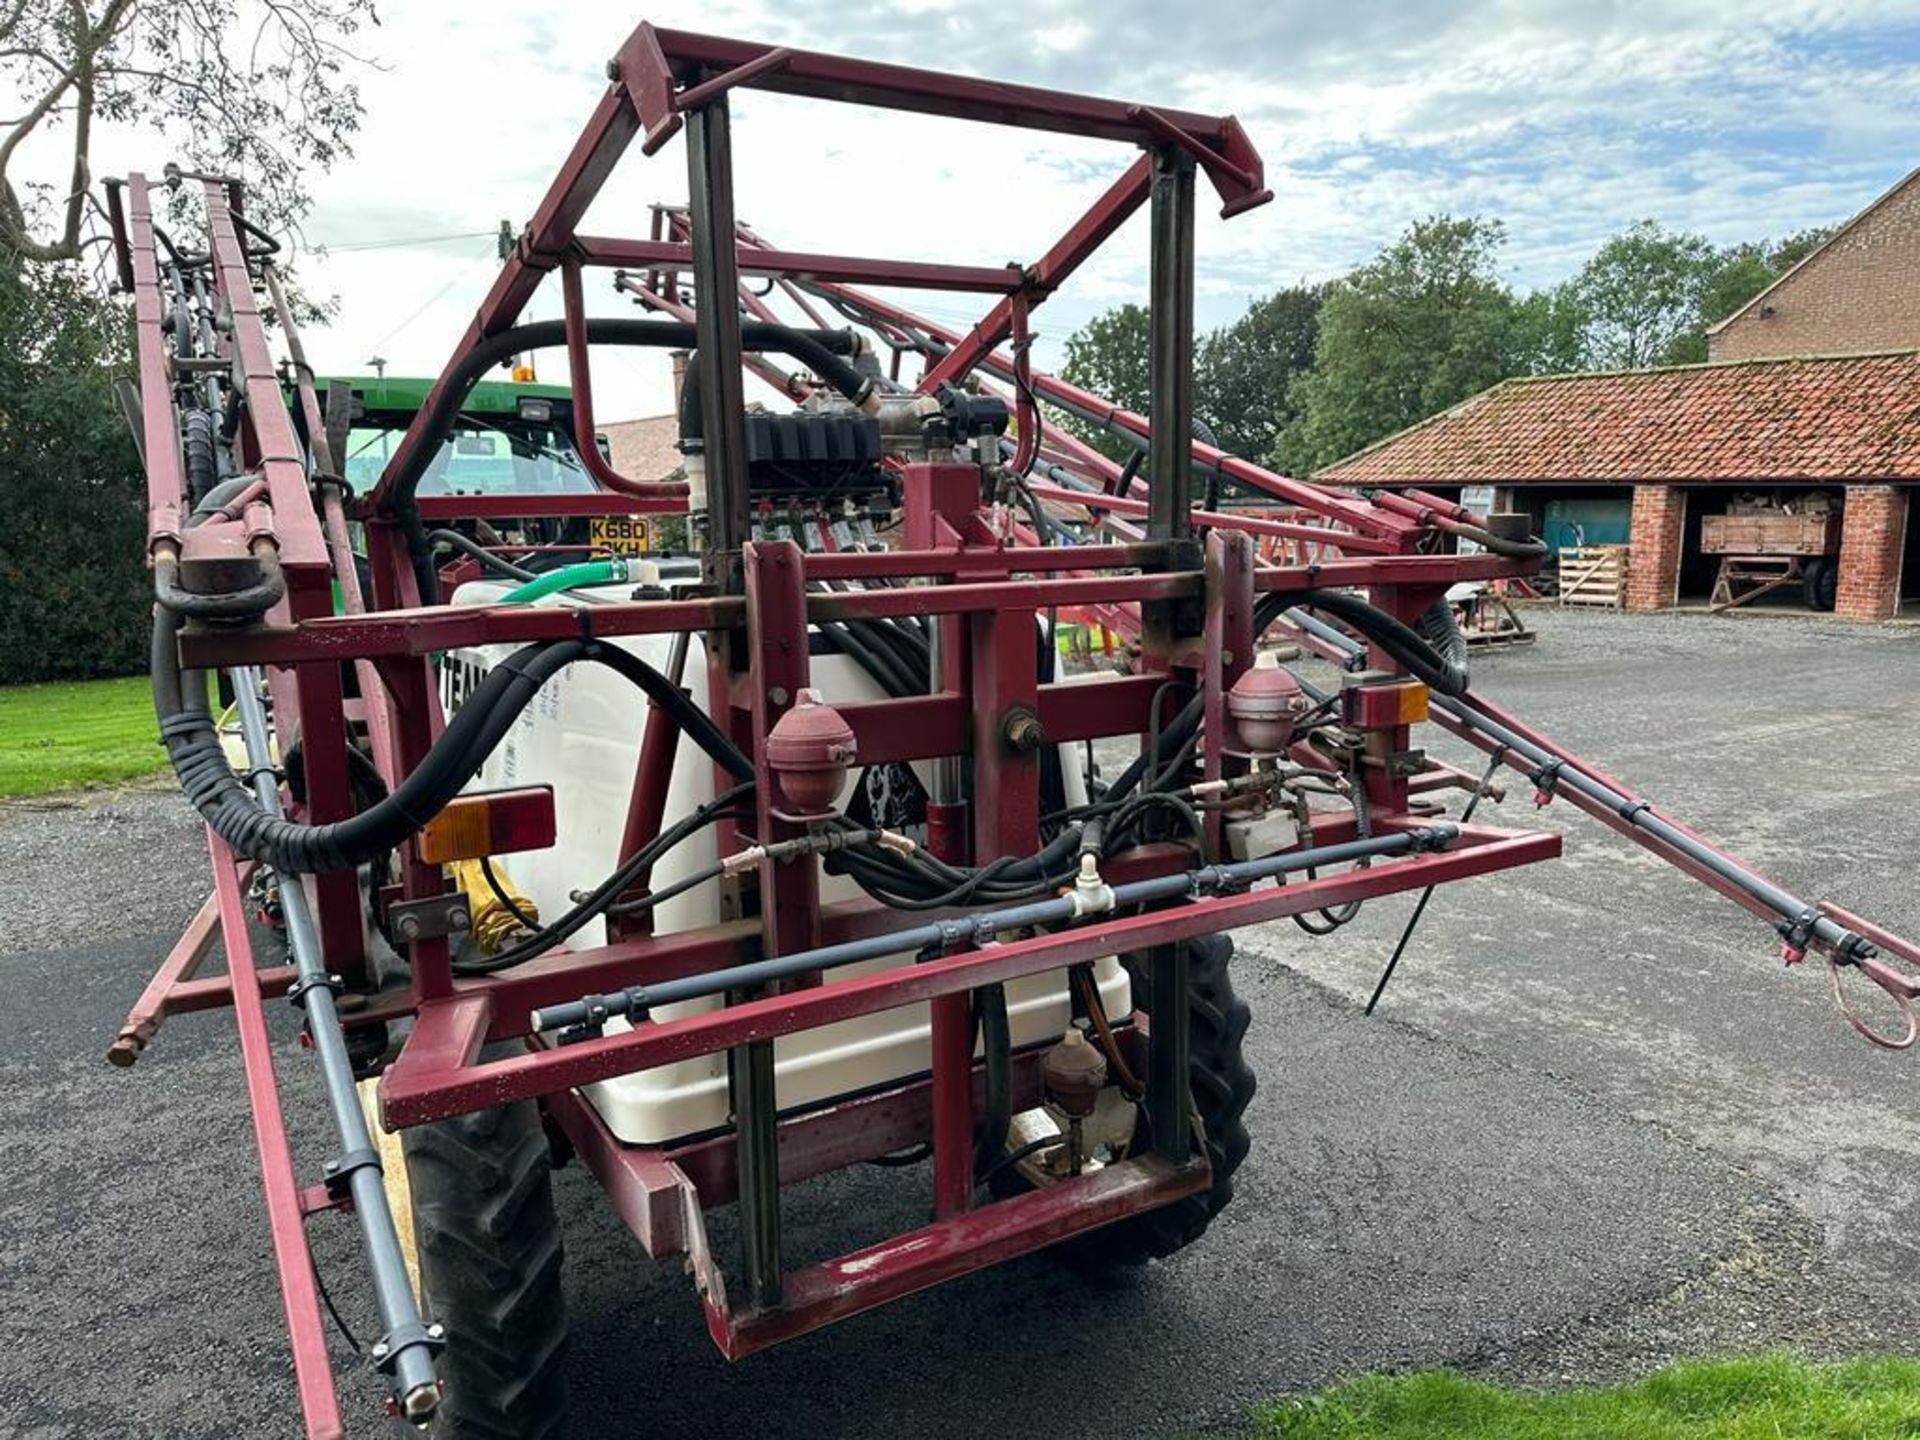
[1,608,1916,1438]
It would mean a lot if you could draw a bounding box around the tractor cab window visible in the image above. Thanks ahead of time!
[339,415,599,496]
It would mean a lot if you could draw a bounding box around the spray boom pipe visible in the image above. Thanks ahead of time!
[1272,613,1887,973]
[531,826,1456,1035]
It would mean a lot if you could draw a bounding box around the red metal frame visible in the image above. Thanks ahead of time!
[108,30,1554,1432]
[115,22,1919,1440]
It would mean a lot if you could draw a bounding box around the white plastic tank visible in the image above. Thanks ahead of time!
[446,575,1129,1145]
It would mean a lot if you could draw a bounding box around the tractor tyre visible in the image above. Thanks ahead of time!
[402,1055,569,1440]
[1036,933,1255,1270]
[1803,557,1838,612]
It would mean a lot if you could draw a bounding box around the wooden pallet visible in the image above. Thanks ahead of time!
[1557,545,1628,608]
[1453,590,1537,647]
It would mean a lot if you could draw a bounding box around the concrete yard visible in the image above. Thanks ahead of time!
[1,609,1915,1438]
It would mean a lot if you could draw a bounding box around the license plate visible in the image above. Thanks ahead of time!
[589,515,652,556]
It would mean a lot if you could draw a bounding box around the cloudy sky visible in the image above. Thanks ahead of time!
[57,1,1920,419]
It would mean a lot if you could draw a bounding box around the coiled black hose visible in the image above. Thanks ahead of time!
[151,608,752,873]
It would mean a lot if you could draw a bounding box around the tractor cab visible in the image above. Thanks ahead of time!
[292,373,660,575]
[321,374,599,500]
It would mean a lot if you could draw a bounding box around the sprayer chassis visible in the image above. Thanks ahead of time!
[108,21,1920,1440]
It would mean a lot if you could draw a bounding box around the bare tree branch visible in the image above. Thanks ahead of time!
[0,0,372,264]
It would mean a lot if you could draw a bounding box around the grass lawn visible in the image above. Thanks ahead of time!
[0,676,167,798]
[1252,1355,1920,1439]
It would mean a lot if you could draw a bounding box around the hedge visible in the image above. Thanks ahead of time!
[0,250,152,685]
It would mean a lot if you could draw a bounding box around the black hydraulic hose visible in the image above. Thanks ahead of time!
[1442,517,1548,561]
[186,474,258,525]
[674,332,871,450]
[1254,589,1469,698]
[828,820,1087,904]
[820,619,918,699]
[152,547,287,620]
[428,528,538,584]
[533,826,1457,1033]
[458,784,753,974]
[151,610,751,873]
[1415,597,1470,677]
[974,984,1012,1179]
[862,615,931,682]
[181,410,220,507]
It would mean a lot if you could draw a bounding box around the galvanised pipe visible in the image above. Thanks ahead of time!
[230,669,443,1422]
[530,827,1455,1035]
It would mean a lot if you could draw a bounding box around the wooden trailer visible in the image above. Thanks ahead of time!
[1701,503,1842,612]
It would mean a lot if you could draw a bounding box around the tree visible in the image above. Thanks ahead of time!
[1693,240,1777,353]
[1275,215,1529,475]
[1056,301,1151,461]
[1561,220,1846,368]
[0,245,147,681]
[1510,284,1588,375]
[1767,226,1836,273]
[0,0,376,263]
[1195,283,1321,462]
[1563,220,1717,369]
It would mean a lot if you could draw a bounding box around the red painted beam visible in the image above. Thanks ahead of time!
[712,1154,1209,1357]
[642,28,1265,202]
[176,572,1206,667]
[381,829,1561,1126]
[410,493,687,521]
[208,836,347,1440]
[577,235,1023,293]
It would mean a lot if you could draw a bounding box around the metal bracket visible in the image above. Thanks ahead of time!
[370,1319,446,1375]
[284,972,344,1010]
[386,893,472,945]
[675,46,794,112]
[321,1146,381,1203]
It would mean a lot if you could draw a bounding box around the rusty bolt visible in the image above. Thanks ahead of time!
[1001,706,1044,754]
[394,914,421,942]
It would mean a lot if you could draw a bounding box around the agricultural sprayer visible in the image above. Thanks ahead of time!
[102,21,1920,1437]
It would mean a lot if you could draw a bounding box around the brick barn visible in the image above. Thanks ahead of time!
[1318,352,1920,620]
[1318,167,1920,622]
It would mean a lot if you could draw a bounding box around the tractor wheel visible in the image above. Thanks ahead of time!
[1011,934,1255,1269]
[402,1057,569,1439]
[1803,557,1838,612]
[1085,933,1255,1265]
